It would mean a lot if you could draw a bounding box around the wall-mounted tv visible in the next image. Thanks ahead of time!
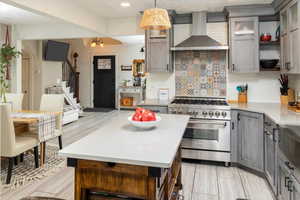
[44,40,70,62]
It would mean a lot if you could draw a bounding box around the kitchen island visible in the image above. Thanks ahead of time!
[59,112,189,200]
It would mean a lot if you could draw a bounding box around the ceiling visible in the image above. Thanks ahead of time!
[0,0,274,25]
[113,35,145,45]
[0,2,57,25]
[75,0,273,18]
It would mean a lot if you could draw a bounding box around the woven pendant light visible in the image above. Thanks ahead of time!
[140,0,171,30]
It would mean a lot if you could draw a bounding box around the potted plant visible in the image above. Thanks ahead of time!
[0,43,21,103]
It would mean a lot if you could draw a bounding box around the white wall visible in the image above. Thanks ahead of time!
[41,61,62,91]
[66,39,144,108]
[0,24,7,45]
[21,40,63,108]
[228,72,281,103]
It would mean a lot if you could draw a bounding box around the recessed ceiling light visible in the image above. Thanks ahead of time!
[120,2,130,7]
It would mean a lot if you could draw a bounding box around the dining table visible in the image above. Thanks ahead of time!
[12,110,62,166]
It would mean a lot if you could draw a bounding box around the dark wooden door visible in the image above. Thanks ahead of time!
[93,55,115,108]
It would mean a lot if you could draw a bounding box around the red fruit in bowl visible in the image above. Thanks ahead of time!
[135,107,146,114]
[132,113,142,121]
[141,111,156,121]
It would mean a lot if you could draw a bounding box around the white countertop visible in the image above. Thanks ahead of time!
[230,103,300,127]
[59,112,190,168]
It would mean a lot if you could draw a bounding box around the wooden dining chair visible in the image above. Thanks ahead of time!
[6,93,24,111]
[39,94,64,149]
[0,104,40,184]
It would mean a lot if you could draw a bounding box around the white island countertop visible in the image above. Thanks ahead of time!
[230,103,300,127]
[59,112,190,168]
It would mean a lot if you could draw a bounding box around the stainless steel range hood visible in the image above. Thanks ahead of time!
[171,12,228,51]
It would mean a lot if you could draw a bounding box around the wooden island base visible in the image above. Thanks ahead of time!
[67,151,182,200]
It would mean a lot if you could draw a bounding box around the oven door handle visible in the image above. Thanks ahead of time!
[188,120,227,127]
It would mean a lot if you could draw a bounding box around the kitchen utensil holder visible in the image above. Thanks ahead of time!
[280,95,289,105]
[238,92,248,103]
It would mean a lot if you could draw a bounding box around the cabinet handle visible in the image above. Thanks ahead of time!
[287,180,293,192]
[232,64,235,72]
[285,177,290,187]
[232,122,235,130]
[286,62,291,71]
[237,113,240,121]
[272,128,277,142]
[166,64,169,72]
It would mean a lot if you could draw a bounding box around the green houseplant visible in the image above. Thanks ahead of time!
[0,43,21,103]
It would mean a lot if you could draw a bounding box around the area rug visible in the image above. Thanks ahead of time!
[0,145,66,191]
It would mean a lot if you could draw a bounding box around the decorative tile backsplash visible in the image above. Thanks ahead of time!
[175,51,227,97]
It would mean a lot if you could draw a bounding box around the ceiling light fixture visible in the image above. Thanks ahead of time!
[90,38,104,48]
[100,40,104,47]
[139,0,171,30]
[120,2,130,7]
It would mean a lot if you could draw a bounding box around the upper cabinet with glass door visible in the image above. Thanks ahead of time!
[229,17,259,73]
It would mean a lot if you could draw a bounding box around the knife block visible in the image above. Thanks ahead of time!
[238,93,248,103]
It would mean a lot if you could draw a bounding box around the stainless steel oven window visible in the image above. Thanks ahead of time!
[185,128,219,140]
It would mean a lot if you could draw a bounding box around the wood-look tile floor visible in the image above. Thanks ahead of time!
[182,163,275,200]
[1,112,275,200]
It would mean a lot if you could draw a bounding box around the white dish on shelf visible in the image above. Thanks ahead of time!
[128,115,161,129]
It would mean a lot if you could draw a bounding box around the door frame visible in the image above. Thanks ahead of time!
[90,53,118,108]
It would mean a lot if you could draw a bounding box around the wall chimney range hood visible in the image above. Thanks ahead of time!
[171,12,229,51]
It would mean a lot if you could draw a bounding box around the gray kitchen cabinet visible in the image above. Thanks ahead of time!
[138,105,168,114]
[145,29,173,73]
[278,157,292,200]
[230,110,239,163]
[237,111,264,172]
[264,116,279,195]
[229,17,259,73]
[291,176,300,200]
[280,0,300,74]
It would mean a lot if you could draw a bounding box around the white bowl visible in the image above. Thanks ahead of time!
[128,115,161,129]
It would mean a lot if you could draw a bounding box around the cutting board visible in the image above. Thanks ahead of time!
[288,105,300,113]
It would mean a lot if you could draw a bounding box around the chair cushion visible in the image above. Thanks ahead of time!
[54,129,63,137]
[13,135,39,156]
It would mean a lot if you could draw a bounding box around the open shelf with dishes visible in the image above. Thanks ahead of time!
[259,15,281,72]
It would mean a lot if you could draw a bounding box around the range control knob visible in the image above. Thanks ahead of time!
[221,112,227,118]
[209,111,214,117]
[202,111,208,116]
[215,111,220,117]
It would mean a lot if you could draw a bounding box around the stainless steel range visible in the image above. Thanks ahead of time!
[168,97,231,164]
